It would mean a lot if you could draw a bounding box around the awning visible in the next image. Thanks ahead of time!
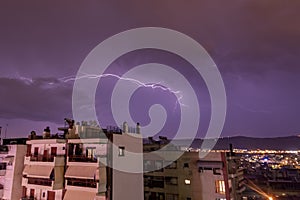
[65,166,98,179]
[24,165,53,178]
[63,190,96,200]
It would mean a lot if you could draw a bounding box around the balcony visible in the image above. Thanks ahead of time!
[67,179,97,188]
[30,155,54,162]
[21,197,37,200]
[24,155,65,166]
[68,155,97,163]
[27,177,52,187]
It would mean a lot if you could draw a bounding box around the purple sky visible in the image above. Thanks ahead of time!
[0,0,300,138]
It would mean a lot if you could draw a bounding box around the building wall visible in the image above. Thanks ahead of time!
[30,142,66,156]
[112,133,143,200]
[0,145,26,200]
[24,186,63,200]
[10,145,26,200]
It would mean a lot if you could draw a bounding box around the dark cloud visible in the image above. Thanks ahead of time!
[0,77,72,123]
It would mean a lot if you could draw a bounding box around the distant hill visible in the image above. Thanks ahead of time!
[153,136,300,150]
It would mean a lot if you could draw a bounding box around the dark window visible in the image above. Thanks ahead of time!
[183,163,189,168]
[51,147,57,156]
[34,147,39,156]
[0,163,7,170]
[213,168,222,175]
[165,177,178,185]
[26,144,32,156]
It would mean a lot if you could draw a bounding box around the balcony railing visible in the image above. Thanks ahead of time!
[30,155,54,162]
[28,178,52,186]
[68,155,97,163]
[21,197,37,200]
[67,179,97,188]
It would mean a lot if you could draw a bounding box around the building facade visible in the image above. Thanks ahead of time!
[21,121,143,200]
[0,145,26,200]
[143,140,245,200]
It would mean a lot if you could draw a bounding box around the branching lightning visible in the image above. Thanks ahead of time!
[61,73,187,108]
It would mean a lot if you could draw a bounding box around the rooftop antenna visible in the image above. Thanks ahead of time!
[4,124,8,140]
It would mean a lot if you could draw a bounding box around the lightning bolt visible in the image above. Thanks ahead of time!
[61,73,187,108]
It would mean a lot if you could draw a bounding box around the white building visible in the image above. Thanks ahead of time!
[22,127,66,200]
[21,121,144,200]
[0,145,26,200]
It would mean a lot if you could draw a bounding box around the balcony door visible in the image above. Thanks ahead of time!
[47,191,55,200]
[51,147,57,156]
[26,145,31,156]
[43,150,48,161]
[86,147,96,161]
[30,189,34,198]
[34,147,39,156]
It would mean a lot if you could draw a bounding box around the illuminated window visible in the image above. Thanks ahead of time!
[215,180,226,194]
[184,179,191,185]
[118,146,125,156]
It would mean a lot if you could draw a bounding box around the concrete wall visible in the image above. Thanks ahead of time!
[112,133,143,200]
[10,145,26,200]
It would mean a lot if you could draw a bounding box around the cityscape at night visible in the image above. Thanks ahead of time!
[1,1,300,200]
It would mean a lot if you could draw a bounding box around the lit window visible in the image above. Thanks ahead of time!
[184,179,191,185]
[215,180,226,194]
[118,146,125,156]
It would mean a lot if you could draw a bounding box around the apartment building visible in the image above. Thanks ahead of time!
[143,139,245,200]
[22,127,66,200]
[0,145,26,200]
[21,120,143,200]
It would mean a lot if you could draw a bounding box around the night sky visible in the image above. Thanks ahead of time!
[0,0,300,138]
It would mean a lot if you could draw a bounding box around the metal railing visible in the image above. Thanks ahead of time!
[67,179,97,188]
[68,155,97,163]
[30,155,54,162]
[28,178,52,186]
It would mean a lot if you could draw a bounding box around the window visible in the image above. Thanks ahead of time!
[215,180,226,194]
[144,160,155,171]
[183,163,189,168]
[155,160,163,172]
[187,198,191,200]
[213,168,222,175]
[34,147,39,156]
[165,177,178,185]
[0,163,7,170]
[86,147,96,159]
[184,179,191,185]
[26,144,32,156]
[165,161,177,169]
[144,176,164,188]
[118,146,125,156]
[166,194,179,200]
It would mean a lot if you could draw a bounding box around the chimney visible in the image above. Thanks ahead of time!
[123,122,128,134]
[136,122,141,134]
